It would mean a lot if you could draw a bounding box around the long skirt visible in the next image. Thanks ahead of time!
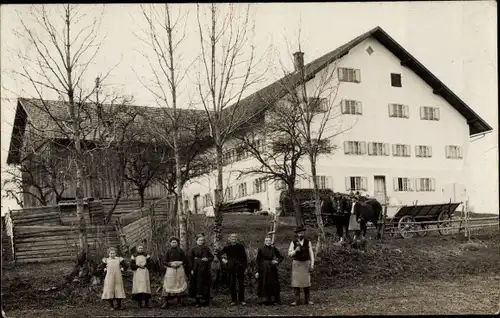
[162,266,188,297]
[348,214,360,231]
[257,261,281,302]
[132,268,151,300]
[291,260,311,288]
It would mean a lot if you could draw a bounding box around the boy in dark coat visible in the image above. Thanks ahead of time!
[217,233,248,306]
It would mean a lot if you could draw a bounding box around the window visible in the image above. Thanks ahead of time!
[366,46,374,55]
[310,175,330,189]
[393,177,413,192]
[236,147,246,161]
[253,178,267,193]
[415,145,432,158]
[306,97,328,112]
[338,68,361,83]
[445,145,463,159]
[388,104,409,118]
[225,186,234,200]
[415,178,435,192]
[274,179,286,190]
[368,142,390,156]
[343,141,366,155]
[391,73,402,87]
[420,107,440,121]
[203,193,212,207]
[341,99,362,115]
[345,176,367,192]
[253,139,265,153]
[238,183,247,198]
[392,144,411,157]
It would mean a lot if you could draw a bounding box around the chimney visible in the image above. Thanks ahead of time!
[293,51,304,72]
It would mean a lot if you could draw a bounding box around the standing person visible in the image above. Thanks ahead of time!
[217,233,248,306]
[161,236,189,309]
[130,244,152,308]
[100,247,128,310]
[188,234,214,307]
[349,195,361,241]
[288,226,315,306]
[255,235,284,305]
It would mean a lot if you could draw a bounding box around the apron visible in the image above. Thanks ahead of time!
[291,260,311,288]
[101,257,126,299]
[132,255,151,295]
[162,261,188,296]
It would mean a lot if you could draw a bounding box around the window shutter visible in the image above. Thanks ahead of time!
[445,145,450,158]
[403,105,409,118]
[392,144,397,156]
[338,68,344,81]
[356,101,362,114]
[393,178,399,191]
[343,141,350,154]
[388,104,394,117]
[360,141,367,155]
[408,178,414,191]
[361,177,368,191]
[430,178,436,191]
[341,100,347,114]
[405,145,411,157]
[345,177,351,191]
[458,146,463,159]
[415,145,421,157]
[383,143,390,156]
[434,108,440,120]
[420,107,424,119]
[354,69,361,83]
[415,178,421,192]
[327,176,333,189]
[368,142,374,155]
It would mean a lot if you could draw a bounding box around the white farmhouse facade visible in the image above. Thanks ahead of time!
[182,26,492,216]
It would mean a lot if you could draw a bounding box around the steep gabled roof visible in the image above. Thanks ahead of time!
[224,26,492,136]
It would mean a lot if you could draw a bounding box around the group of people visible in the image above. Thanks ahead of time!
[99,226,315,310]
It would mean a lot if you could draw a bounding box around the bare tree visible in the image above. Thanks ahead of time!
[235,98,307,226]
[9,4,129,256]
[195,3,266,241]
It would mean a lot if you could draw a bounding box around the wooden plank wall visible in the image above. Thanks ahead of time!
[120,215,153,252]
[102,198,161,221]
[10,206,61,226]
[13,225,119,264]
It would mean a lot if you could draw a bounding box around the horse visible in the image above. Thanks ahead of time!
[320,193,352,242]
[352,198,383,239]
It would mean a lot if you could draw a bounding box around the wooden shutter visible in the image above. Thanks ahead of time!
[445,145,450,158]
[343,141,350,154]
[368,142,374,155]
[383,143,390,156]
[458,146,463,159]
[354,69,361,83]
[415,178,421,192]
[408,178,414,191]
[360,141,367,155]
[392,144,397,156]
[419,107,424,119]
[393,178,399,191]
[341,100,347,114]
[403,105,409,118]
[405,145,411,157]
[434,108,440,120]
[338,68,345,81]
[388,104,394,117]
[356,101,362,114]
[345,177,351,191]
[430,178,436,191]
[361,177,368,191]
[327,176,333,189]
[415,145,421,157]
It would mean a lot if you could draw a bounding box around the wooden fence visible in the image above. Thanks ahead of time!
[9,206,61,226]
[13,224,119,264]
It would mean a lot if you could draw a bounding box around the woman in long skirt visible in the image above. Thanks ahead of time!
[255,235,284,305]
[130,245,152,308]
[161,237,189,309]
[188,234,214,307]
[100,247,128,310]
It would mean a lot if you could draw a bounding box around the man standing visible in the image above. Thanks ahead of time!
[288,226,315,306]
[217,233,248,306]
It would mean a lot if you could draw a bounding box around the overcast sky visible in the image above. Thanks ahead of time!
[1,2,497,215]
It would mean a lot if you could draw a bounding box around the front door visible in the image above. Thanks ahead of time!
[193,194,200,214]
[374,176,387,204]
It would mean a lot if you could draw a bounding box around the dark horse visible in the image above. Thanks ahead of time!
[352,198,383,239]
[321,193,352,242]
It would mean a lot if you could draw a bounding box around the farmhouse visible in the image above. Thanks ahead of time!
[181,26,492,215]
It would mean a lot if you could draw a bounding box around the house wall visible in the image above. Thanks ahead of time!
[182,36,471,215]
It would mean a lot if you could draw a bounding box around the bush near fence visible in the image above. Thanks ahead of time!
[13,225,119,264]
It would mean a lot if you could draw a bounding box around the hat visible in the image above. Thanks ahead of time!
[294,225,306,233]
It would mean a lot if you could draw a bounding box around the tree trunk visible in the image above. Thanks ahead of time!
[174,133,187,251]
[309,154,326,255]
[213,141,224,242]
[288,186,304,227]
[74,135,89,255]
[139,188,146,208]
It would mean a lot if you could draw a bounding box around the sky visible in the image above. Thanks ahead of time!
[1,2,498,215]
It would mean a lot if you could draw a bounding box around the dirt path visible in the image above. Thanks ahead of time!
[6,274,499,317]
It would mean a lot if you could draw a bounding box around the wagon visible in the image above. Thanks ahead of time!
[385,202,462,238]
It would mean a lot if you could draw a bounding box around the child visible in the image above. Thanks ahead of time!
[188,234,214,307]
[161,236,188,309]
[100,247,128,310]
[130,244,152,308]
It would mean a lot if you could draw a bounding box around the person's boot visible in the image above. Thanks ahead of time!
[194,298,201,308]
[304,287,313,305]
[177,296,183,307]
[137,300,143,308]
[291,288,300,306]
[161,297,169,309]
[115,299,122,310]
[203,297,210,307]
[144,298,150,308]
[107,299,115,310]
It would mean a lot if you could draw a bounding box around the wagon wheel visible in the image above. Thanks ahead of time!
[398,215,417,239]
[437,211,453,235]
[417,223,429,237]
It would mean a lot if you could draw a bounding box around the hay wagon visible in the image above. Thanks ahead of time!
[385,202,462,238]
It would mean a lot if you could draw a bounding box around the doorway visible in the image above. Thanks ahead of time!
[193,194,200,214]
[374,176,387,204]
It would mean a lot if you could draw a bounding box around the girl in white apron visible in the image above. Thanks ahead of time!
[100,247,128,310]
[130,245,152,308]
[161,237,188,308]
